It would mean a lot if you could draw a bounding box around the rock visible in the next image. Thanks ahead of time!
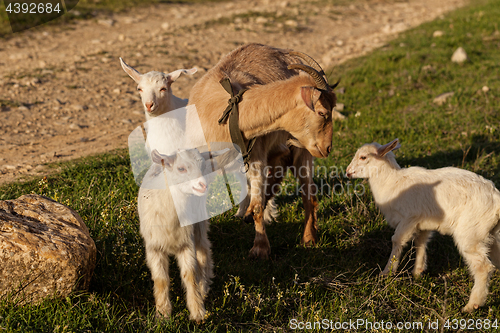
[332,110,346,120]
[422,64,435,72]
[451,47,468,63]
[0,194,96,304]
[255,17,268,24]
[69,123,82,130]
[17,105,29,112]
[433,92,454,105]
[97,19,115,27]
[336,87,346,94]
[71,104,88,111]
[9,53,31,60]
[482,86,489,93]
[285,20,298,27]
[161,22,170,30]
[334,103,344,112]
[433,30,444,37]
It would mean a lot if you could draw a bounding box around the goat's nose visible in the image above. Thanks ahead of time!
[145,102,154,111]
[198,182,207,191]
[326,145,332,155]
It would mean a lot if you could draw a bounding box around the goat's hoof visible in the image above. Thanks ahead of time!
[249,245,270,259]
[301,237,317,247]
[155,309,171,321]
[412,270,423,279]
[189,308,206,323]
[462,303,479,313]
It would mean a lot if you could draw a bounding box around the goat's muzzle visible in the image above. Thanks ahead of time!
[193,181,207,194]
[145,102,155,112]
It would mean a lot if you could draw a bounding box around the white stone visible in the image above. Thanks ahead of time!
[451,47,468,63]
[433,30,444,37]
[433,92,454,105]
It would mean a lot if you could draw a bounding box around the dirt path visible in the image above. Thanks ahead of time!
[0,0,467,186]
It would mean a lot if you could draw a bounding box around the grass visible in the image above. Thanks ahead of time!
[2,0,500,331]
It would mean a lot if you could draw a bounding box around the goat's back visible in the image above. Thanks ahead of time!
[377,166,500,235]
[187,43,300,147]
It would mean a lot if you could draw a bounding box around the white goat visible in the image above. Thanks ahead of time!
[119,57,197,120]
[138,147,226,321]
[346,138,500,312]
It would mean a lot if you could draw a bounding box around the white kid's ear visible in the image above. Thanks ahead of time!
[377,138,401,157]
[167,67,198,83]
[120,57,142,83]
[151,149,176,170]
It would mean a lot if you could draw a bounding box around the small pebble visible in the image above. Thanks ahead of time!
[433,30,444,37]
[451,47,468,63]
[433,92,454,105]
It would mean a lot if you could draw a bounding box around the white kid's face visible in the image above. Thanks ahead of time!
[346,145,376,179]
[137,72,170,115]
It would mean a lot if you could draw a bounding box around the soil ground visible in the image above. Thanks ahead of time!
[0,0,467,186]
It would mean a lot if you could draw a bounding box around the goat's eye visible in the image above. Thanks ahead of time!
[160,87,167,92]
[177,167,186,173]
[360,156,367,160]
[317,111,326,118]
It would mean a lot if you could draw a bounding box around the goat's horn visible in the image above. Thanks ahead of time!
[288,64,329,91]
[289,51,326,77]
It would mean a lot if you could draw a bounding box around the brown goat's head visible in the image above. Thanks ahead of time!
[286,63,337,158]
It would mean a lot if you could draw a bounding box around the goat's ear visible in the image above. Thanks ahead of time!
[377,139,401,157]
[301,87,322,112]
[120,57,142,83]
[151,149,176,169]
[167,67,198,83]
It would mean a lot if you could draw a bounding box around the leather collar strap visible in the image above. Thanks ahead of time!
[218,78,256,170]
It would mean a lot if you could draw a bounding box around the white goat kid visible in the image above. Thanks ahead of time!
[139,147,226,321]
[120,57,197,120]
[346,138,500,312]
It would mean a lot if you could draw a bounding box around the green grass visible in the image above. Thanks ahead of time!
[2,0,500,331]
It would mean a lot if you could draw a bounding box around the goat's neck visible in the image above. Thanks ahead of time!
[236,79,302,139]
[368,159,401,203]
[169,94,188,111]
[144,94,188,121]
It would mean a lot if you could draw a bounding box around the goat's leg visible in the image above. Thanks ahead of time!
[381,223,416,276]
[413,230,433,278]
[456,238,495,312]
[489,237,500,269]
[246,160,270,259]
[194,220,214,300]
[489,225,500,269]
[176,245,206,322]
[292,149,318,246]
[234,175,250,218]
[145,246,172,318]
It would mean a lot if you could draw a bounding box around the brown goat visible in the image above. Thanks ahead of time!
[187,44,336,258]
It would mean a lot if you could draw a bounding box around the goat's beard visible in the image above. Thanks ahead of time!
[286,139,305,149]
